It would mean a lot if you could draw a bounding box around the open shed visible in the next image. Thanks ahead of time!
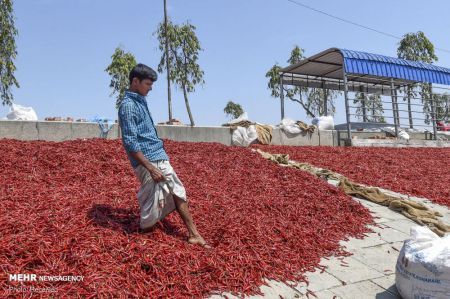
[279,48,450,144]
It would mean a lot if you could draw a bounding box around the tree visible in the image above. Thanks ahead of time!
[354,93,385,122]
[307,88,337,117]
[0,0,19,106]
[223,101,244,119]
[105,46,137,109]
[354,93,369,122]
[397,31,438,127]
[266,45,339,119]
[156,21,204,126]
[433,93,450,122]
[266,46,316,118]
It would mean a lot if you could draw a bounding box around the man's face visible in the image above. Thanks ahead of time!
[132,78,154,96]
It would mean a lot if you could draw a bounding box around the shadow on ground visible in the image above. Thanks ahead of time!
[87,204,185,239]
[376,285,400,299]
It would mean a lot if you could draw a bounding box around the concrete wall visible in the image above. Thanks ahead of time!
[352,139,450,148]
[0,120,334,146]
[1,120,448,147]
[155,126,336,146]
[337,131,443,139]
[156,125,233,145]
[0,120,119,141]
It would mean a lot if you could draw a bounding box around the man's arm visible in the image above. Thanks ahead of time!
[118,103,165,182]
[129,151,165,182]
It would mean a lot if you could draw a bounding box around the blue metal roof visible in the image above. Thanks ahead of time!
[340,48,450,85]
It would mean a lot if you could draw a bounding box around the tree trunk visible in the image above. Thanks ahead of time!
[371,100,375,122]
[323,89,328,116]
[182,84,195,126]
[164,0,173,122]
[407,87,413,129]
[361,93,367,122]
[293,93,315,118]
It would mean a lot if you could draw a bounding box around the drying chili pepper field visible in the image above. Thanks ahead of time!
[0,139,373,298]
[254,145,450,207]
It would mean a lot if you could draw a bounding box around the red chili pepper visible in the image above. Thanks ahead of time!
[254,144,450,206]
[0,139,374,298]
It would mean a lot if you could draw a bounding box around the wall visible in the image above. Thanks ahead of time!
[1,120,448,147]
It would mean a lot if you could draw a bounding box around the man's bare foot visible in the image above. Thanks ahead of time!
[188,235,211,249]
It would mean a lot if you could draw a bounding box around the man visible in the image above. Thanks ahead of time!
[118,63,209,248]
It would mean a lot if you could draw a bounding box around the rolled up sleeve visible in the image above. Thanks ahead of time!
[118,103,141,153]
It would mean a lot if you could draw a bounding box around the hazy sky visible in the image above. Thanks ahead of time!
[1,0,450,126]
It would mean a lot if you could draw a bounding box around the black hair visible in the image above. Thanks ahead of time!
[129,63,158,84]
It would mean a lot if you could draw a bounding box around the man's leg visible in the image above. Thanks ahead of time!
[172,195,210,248]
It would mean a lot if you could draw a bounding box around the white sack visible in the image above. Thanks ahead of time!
[280,118,302,135]
[395,226,450,299]
[232,125,257,147]
[311,116,334,130]
[382,126,410,140]
[6,104,38,121]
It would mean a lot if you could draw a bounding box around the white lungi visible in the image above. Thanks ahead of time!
[134,161,187,230]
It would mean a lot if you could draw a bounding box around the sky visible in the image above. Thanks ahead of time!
[1,0,450,126]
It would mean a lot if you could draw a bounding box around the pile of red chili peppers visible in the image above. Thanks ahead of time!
[0,139,373,298]
[255,145,450,207]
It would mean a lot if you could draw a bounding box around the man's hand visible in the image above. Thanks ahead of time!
[130,151,166,183]
[147,165,166,183]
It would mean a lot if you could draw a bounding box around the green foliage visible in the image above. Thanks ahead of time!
[105,46,137,109]
[0,0,19,106]
[354,93,385,123]
[223,101,244,119]
[265,64,282,98]
[307,88,337,117]
[266,45,338,118]
[420,84,433,125]
[287,45,305,65]
[434,93,450,122]
[397,31,438,63]
[397,31,438,125]
[156,21,204,126]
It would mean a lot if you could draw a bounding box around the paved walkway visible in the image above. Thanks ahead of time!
[209,184,450,299]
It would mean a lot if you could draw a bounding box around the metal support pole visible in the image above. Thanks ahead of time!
[430,84,437,140]
[343,73,352,145]
[117,112,121,138]
[395,88,400,127]
[323,83,328,116]
[280,74,285,121]
[390,78,399,137]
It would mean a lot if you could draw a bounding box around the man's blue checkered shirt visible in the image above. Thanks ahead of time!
[118,91,169,168]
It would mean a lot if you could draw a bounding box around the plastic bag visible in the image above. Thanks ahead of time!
[381,127,410,140]
[232,125,257,147]
[6,104,38,121]
[280,118,302,134]
[311,116,334,130]
[395,226,450,299]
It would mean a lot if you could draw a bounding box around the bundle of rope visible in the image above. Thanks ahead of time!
[296,121,316,135]
[255,125,273,145]
[255,149,450,237]
[223,120,254,129]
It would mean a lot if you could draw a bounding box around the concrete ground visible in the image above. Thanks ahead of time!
[208,184,450,299]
